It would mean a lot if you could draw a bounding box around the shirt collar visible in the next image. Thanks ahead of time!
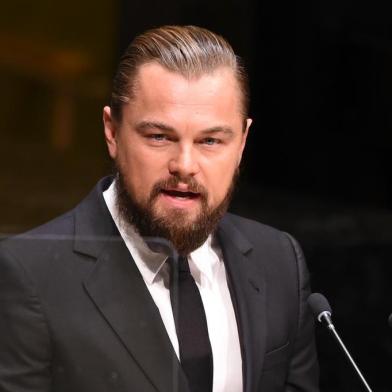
[189,235,220,285]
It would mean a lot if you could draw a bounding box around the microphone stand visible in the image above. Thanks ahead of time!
[323,319,372,392]
[309,293,373,392]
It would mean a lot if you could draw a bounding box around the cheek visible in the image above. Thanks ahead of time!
[204,157,238,202]
[118,147,167,200]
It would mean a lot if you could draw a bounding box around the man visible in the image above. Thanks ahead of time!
[0,26,319,391]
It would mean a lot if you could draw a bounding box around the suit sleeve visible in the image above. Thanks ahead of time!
[284,234,319,392]
[0,244,52,391]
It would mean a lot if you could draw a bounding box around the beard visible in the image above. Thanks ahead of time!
[114,166,238,255]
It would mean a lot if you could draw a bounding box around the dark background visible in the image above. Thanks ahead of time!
[1,1,392,390]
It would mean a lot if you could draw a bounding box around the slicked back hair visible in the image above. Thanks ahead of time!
[110,25,249,122]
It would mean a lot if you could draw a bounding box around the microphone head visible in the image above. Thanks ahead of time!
[307,293,332,319]
[388,313,392,328]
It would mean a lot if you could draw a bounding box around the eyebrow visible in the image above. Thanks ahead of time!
[135,121,175,133]
[135,120,235,136]
[200,126,234,136]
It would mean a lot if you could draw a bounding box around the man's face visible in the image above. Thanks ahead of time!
[104,63,251,252]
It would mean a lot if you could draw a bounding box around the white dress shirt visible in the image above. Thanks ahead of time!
[103,180,242,392]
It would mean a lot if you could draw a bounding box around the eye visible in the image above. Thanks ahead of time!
[201,137,220,146]
[147,133,169,142]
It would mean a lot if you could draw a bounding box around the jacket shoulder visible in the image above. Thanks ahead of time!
[223,212,289,241]
[0,209,75,249]
[222,212,305,270]
[0,209,76,274]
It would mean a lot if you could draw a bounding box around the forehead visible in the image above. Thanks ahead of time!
[129,63,243,119]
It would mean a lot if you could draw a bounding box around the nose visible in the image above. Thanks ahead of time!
[168,145,200,178]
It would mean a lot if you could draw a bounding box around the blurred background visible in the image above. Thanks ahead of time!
[1,0,392,390]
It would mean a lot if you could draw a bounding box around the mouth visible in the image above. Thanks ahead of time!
[160,189,201,200]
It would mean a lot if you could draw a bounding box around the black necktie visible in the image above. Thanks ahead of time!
[170,255,213,392]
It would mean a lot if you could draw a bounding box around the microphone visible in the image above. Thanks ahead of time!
[307,292,333,327]
[308,293,373,392]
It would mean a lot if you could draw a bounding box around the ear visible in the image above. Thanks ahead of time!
[237,118,252,167]
[103,106,118,159]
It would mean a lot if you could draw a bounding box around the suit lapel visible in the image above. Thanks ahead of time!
[73,178,189,392]
[217,216,267,392]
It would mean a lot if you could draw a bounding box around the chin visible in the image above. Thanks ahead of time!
[155,207,199,225]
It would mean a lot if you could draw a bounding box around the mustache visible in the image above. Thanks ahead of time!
[149,175,208,202]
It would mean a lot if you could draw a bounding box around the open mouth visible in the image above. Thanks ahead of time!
[161,189,200,200]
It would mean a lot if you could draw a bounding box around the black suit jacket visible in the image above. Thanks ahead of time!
[0,177,319,391]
